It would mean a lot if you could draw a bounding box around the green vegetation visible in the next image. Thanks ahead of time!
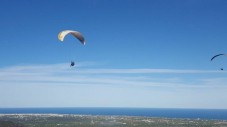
[0,120,25,127]
[0,114,227,127]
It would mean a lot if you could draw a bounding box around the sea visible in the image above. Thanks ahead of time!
[0,107,227,120]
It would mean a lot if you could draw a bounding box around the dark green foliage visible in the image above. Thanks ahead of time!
[0,120,26,127]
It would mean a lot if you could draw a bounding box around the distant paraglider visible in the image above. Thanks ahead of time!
[211,54,227,71]
[58,30,86,67]
[210,54,227,61]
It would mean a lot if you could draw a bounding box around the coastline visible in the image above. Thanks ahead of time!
[0,107,227,120]
[1,114,227,127]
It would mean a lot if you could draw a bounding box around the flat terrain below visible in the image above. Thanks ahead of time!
[0,114,227,127]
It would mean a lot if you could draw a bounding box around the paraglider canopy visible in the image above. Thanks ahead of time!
[58,30,86,45]
[211,53,227,71]
[210,54,226,61]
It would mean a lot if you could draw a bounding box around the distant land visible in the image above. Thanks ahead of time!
[1,114,227,127]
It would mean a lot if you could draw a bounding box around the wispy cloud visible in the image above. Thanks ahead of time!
[0,63,227,88]
[1,63,226,74]
[74,68,227,74]
[1,63,227,108]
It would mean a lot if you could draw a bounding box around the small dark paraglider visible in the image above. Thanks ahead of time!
[70,61,75,67]
[211,53,227,71]
[210,54,226,61]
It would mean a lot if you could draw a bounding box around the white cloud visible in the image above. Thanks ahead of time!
[74,68,226,74]
[1,63,227,108]
[1,63,227,88]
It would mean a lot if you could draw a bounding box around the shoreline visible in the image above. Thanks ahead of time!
[1,108,227,120]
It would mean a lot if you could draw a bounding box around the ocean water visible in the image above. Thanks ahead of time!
[0,108,227,120]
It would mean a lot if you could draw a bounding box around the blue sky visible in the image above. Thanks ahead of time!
[0,0,227,109]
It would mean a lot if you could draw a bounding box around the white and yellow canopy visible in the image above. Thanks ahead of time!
[58,30,85,45]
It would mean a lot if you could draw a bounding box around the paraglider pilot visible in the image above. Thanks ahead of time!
[70,61,75,67]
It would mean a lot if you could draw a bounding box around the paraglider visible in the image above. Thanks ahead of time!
[58,30,85,45]
[211,54,227,71]
[58,30,86,67]
[210,54,226,61]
